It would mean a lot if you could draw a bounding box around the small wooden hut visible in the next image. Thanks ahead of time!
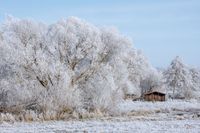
[144,91,166,102]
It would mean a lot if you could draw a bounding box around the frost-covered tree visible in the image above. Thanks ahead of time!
[189,67,200,97]
[0,17,79,112]
[0,16,155,116]
[140,70,164,96]
[123,49,153,96]
[190,68,200,88]
[164,56,194,99]
[45,19,132,112]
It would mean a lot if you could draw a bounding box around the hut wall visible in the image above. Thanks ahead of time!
[144,92,165,102]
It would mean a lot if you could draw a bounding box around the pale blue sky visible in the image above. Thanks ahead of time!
[0,0,200,67]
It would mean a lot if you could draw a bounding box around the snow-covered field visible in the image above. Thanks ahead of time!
[0,100,200,133]
[0,119,200,133]
[119,99,200,115]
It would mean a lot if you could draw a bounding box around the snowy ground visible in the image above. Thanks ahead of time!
[1,116,200,133]
[0,100,200,133]
[0,119,200,133]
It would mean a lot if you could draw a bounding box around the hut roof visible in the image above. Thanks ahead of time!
[145,91,166,95]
